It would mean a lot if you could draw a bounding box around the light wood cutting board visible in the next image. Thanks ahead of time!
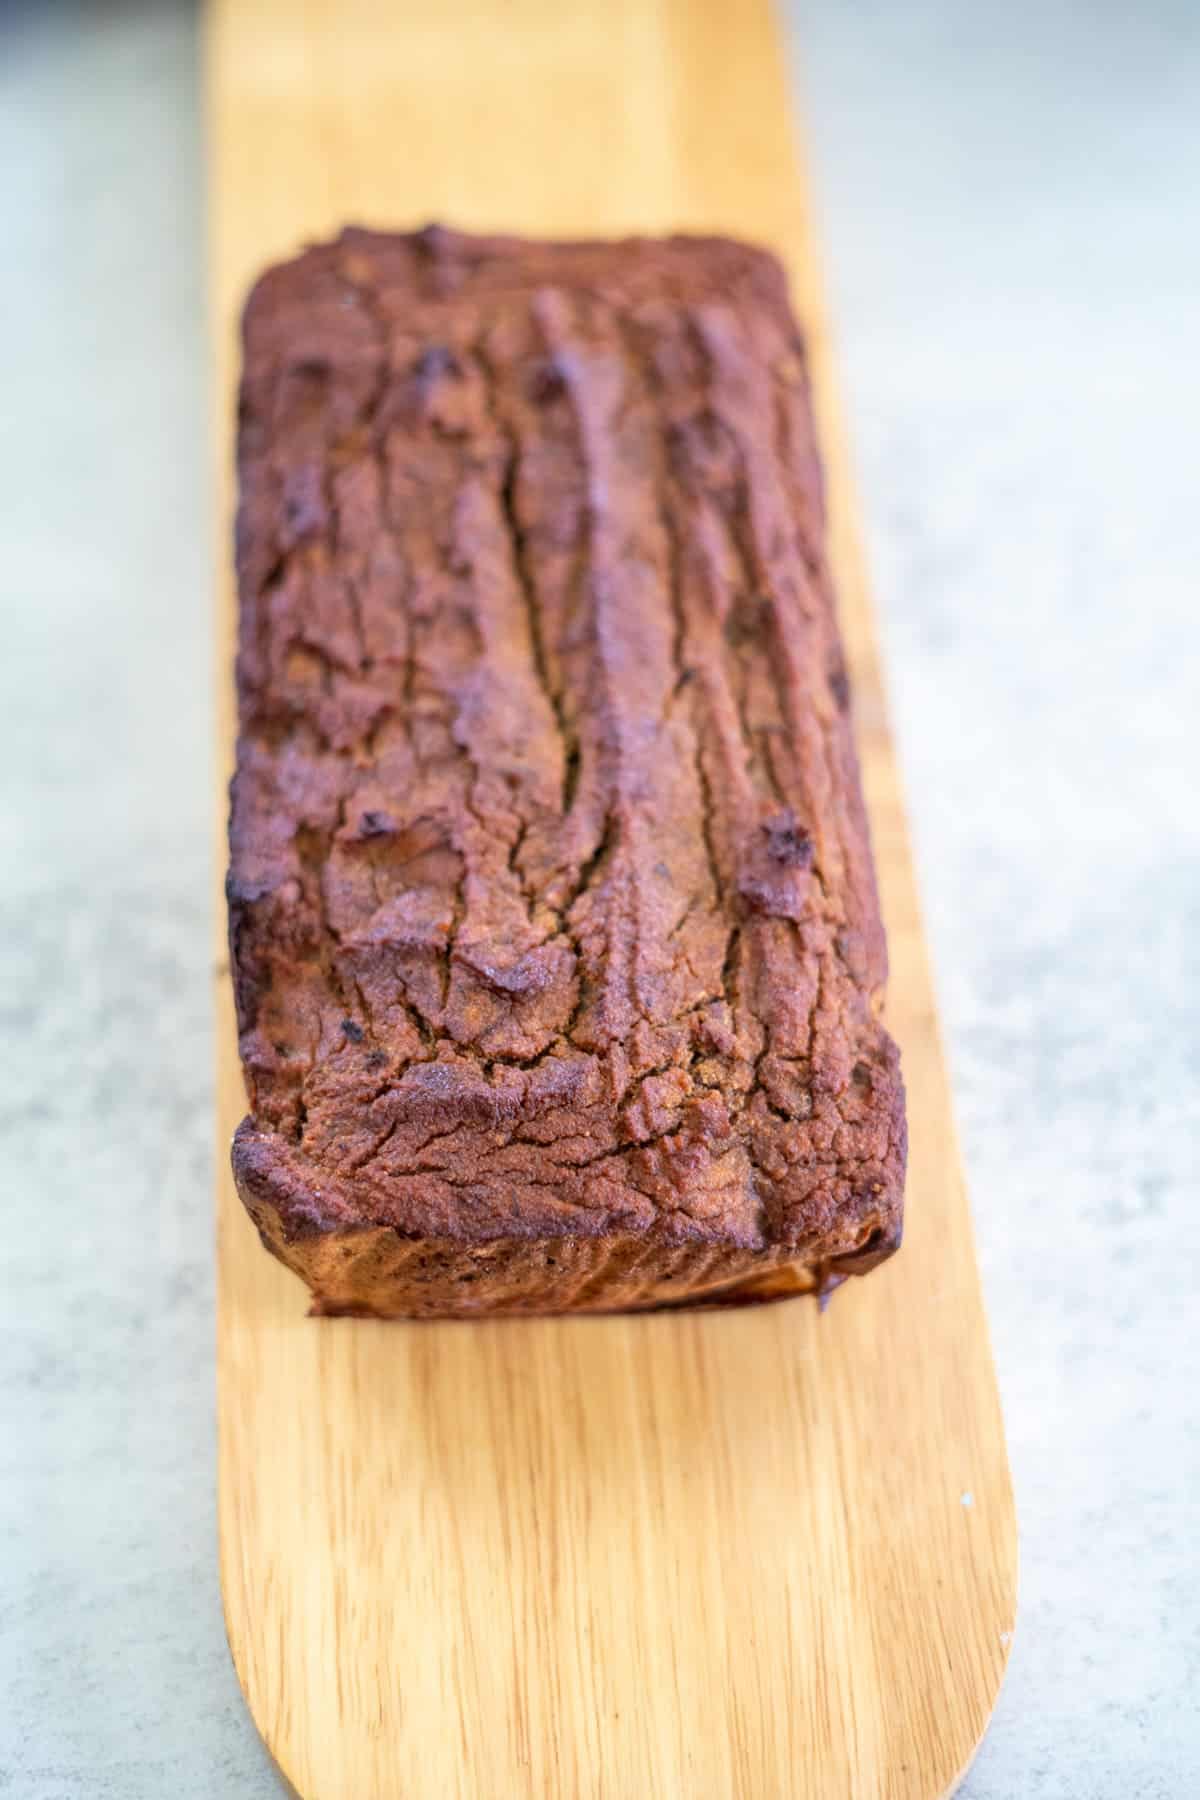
[208,3,1017,1795]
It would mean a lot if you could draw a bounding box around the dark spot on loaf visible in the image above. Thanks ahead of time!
[724,592,772,647]
[764,812,813,868]
[528,357,567,404]
[226,871,274,906]
[668,408,738,490]
[280,464,327,542]
[737,811,814,919]
[341,1018,365,1042]
[415,222,453,259]
[851,1060,873,1091]
[414,344,462,383]
[828,654,852,712]
[359,809,394,838]
[365,1049,388,1070]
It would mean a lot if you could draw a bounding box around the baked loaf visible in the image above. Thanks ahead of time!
[228,226,905,1316]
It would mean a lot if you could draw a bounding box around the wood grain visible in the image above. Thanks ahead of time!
[208,2,1017,1794]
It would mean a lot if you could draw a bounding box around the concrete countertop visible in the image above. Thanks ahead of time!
[3,1,1196,1794]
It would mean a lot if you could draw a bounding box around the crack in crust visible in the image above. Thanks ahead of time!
[227,226,905,1315]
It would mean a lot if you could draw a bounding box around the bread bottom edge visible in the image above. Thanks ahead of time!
[239,1188,901,1320]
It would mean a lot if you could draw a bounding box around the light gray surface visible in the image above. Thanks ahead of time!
[788,6,1200,1795]
[0,5,274,1797]
[1,1,1195,1794]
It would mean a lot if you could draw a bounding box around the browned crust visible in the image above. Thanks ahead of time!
[228,225,905,1317]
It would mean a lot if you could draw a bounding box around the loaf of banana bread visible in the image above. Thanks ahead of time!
[227,225,905,1316]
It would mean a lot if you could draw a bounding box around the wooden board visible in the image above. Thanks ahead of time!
[208,3,1017,1794]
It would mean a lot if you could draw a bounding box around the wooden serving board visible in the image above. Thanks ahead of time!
[209,3,1016,1794]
